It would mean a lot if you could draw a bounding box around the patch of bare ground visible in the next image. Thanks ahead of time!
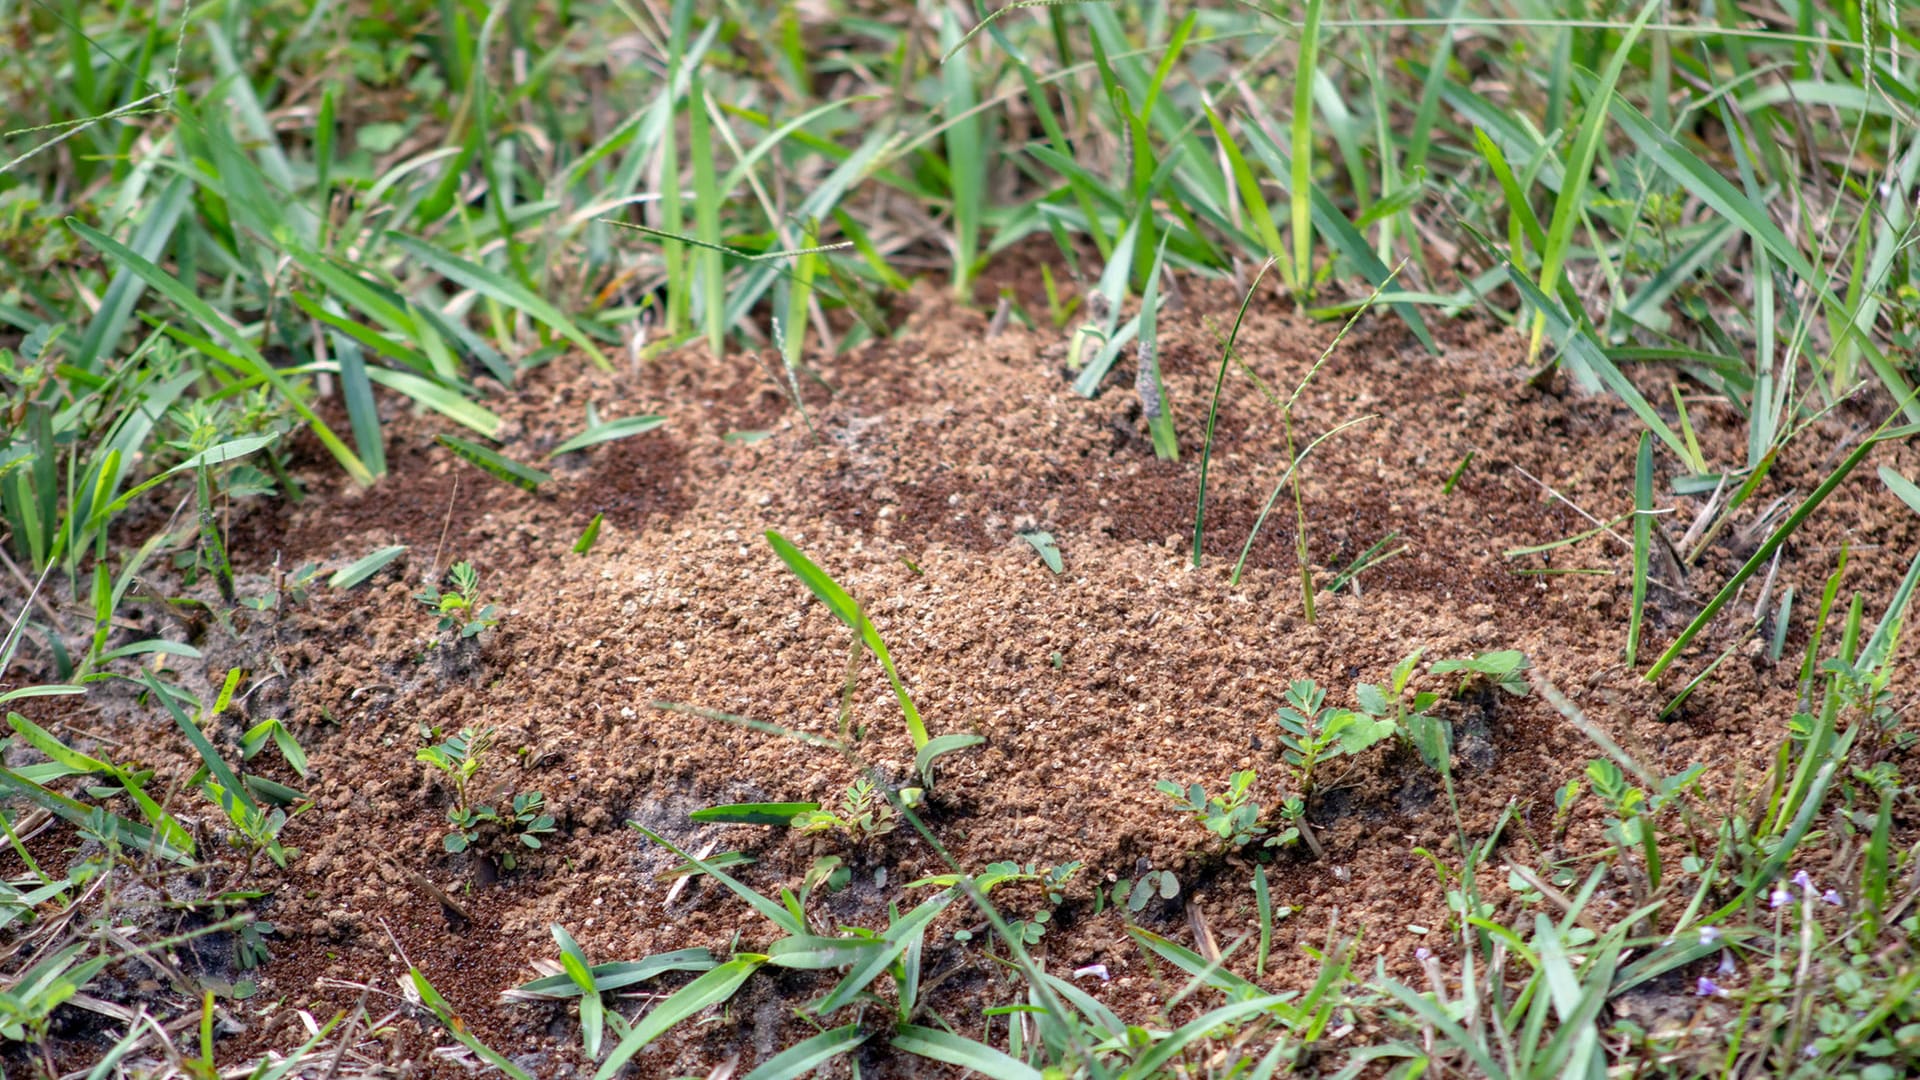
[16,274,1920,1076]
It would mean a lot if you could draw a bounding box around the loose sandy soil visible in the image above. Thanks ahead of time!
[10,273,1920,1076]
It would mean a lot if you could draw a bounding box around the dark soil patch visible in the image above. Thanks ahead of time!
[13,274,1920,1076]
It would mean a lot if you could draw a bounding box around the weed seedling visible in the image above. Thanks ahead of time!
[1275,679,1397,799]
[791,777,897,847]
[241,717,310,778]
[417,728,553,869]
[1582,758,1704,893]
[1354,650,1450,771]
[417,726,491,832]
[1113,870,1181,915]
[240,560,321,612]
[1430,649,1532,697]
[416,561,500,638]
[501,792,558,868]
[1158,770,1289,852]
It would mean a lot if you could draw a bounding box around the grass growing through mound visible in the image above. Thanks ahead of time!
[2,0,1919,1074]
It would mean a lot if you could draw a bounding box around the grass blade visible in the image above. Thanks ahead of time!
[1506,265,1688,464]
[1528,0,1660,361]
[329,545,408,590]
[387,234,611,371]
[892,1024,1042,1080]
[548,415,667,458]
[1626,433,1653,668]
[66,219,372,485]
[1647,432,1888,680]
[939,9,983,298]
[1606,94,1919,422]
[688,803,817,827]
[436,435,552,492]
[1288,0,1324,293]
[411,970,535,1080]
[593,957,764,1080]
[812,890,952,1014]
[741,1023,865,1080]
[629,823,804,936]
[1194,257,1275,566]
[765,530,927,750]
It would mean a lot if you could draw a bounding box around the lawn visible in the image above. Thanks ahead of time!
[3,1,1920,1077]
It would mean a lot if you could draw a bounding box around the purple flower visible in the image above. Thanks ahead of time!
[1696,976,1724,997]
[1415,947,1432,961]
[1718,951,1737,976]
[1699,926,1721,947]
[1793,870,1815,892]
[1770,886,1793,910]
[1822,890,1843,907]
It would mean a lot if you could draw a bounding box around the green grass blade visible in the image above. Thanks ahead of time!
[741,1024,866,1080]
[1205,107,1284,258]
[142,669,256,818]
[358,368,500,437]
[1606,95,1920,421]
[329,545,408,590]
[940,11,982,299]
[914,733,986,790]
[573,514,603,555]
[765,935,889,971]
[548,415,667,458]
[812,890,952,1014]
[1194,257,1275,567]
[1647,433,1887,680]
[765,530,927,749]
[329,333,386,478]
[71,175,190,373]
[436,435,552,492]
[892,1024,1042,1080]
[410,970,535,1080]
[1626,433,1653,668]
[629,823,804,936]
[0,766,189,862]
[1529,0,1659,361]
[510,949,717,999]
[66,219,372,485]
[1131,996,1306,1078]
[387,234,610,371]
[1506,265,1688,464]
[593,957,764,1080]
[1288,0,1324,293]
[1235,121,1435,351]
[688,803,817,827]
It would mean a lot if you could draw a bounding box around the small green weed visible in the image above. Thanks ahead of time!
[913,860,1083,946]
[1430,649,1532,696]
[1275,678,1396,800]
[1157,770,1299,853]
[1580,758,1704,893]
[791,777,897,847]
[416,727,554,869]
[415,561,499,638]
[1111,869,1182,916]
[240,717,310,778]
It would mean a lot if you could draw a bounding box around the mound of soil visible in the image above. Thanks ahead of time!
[20,275,1920,1075]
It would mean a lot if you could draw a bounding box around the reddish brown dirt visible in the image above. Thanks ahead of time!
[11,274,1920,1076]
